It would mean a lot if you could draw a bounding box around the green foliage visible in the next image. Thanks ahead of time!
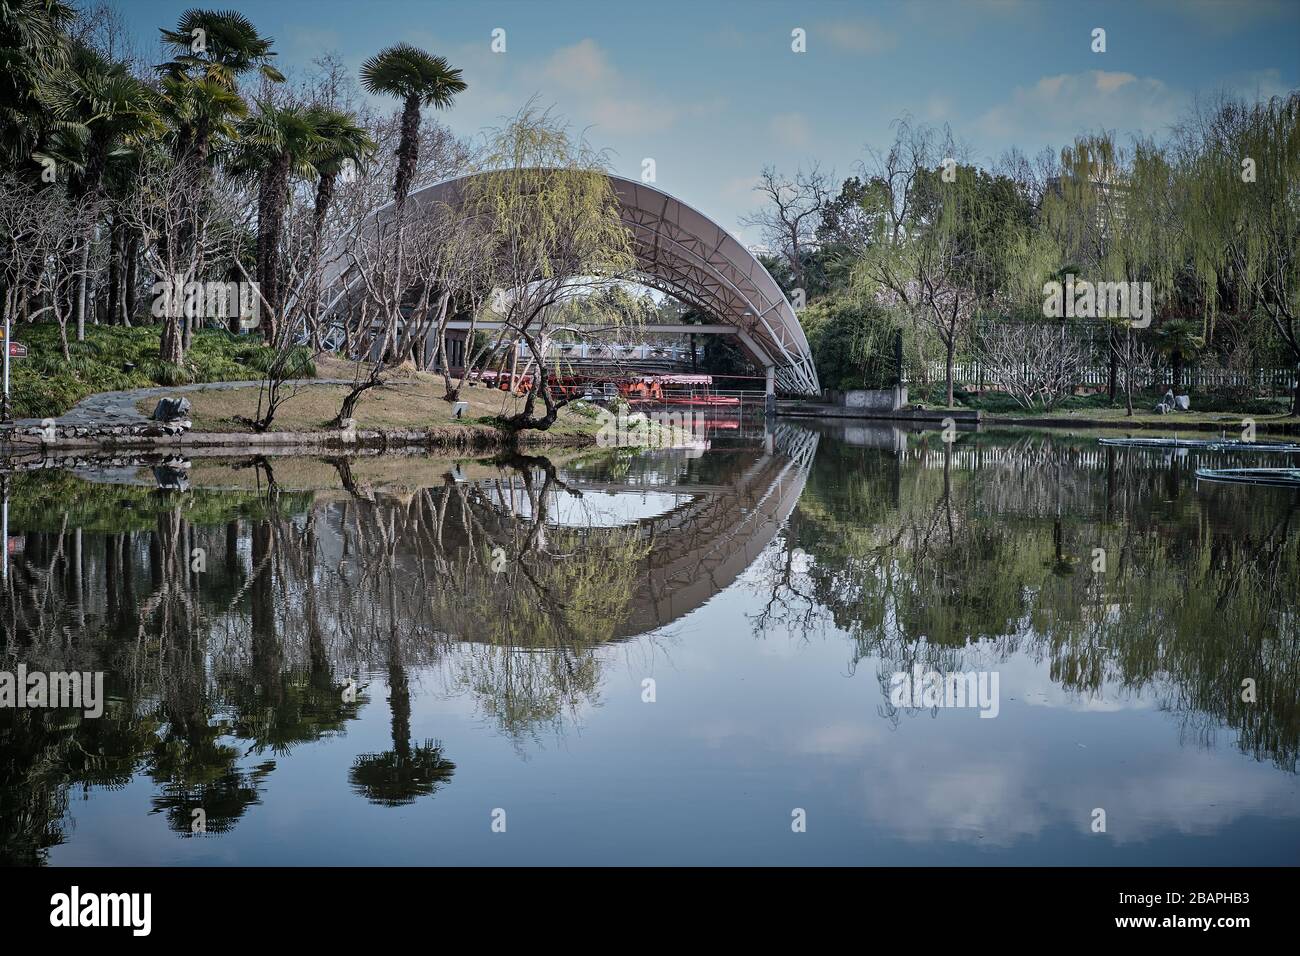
[359,44,466,106]
[802,295,899,391]
[4,469,310,533]
[8,324,310,418]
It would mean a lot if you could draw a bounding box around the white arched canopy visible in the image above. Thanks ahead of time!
[320,170,820,395]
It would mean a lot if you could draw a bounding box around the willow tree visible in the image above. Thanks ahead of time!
[855,121,1034,407]
[1175,93,1300,414]
[1049,134,1186,412]
[463,106,635,431]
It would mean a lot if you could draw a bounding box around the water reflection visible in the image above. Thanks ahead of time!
[0,435,813,862]
[0,423,1296,865]
[760,425,1299,772]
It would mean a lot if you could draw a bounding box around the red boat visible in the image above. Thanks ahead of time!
[626,374,740,406]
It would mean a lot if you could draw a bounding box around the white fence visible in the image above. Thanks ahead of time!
[924,363,1296,394]
[516,341,698,363]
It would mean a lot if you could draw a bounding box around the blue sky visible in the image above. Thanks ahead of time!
[119,0,1299,245]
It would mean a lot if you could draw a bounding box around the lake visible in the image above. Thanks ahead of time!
[2,422,1297,865]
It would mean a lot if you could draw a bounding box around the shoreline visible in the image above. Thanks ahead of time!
[0,422,598,457]
[778,405,1299,436]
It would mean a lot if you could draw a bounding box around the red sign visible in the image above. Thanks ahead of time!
[8,342,27,358]
[7,536,24,555]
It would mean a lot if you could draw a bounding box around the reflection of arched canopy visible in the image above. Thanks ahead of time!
[320,171,820,395]
[393,426,817,641]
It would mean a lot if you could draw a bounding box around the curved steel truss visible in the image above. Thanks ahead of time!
[320,171,820,395]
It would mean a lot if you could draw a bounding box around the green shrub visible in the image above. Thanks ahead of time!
[801,295,899,391]
[5,323,315,418]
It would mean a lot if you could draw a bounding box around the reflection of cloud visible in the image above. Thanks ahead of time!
[680,645,1299,852]
[852,726,1300,847]
[796,721,887,756]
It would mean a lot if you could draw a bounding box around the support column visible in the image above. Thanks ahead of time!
[764,365,776,418]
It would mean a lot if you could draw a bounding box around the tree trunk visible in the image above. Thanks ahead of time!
[1107,326,1118,401]
[945,337,955,408]
[107,216,123,326]
[123,230,139,326]
[160,316,184,365]
[394,95,421,210]
[75,234,91,341]
[258,153,291,343]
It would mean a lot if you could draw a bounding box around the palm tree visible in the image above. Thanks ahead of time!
[158,73,247,168]
[154,10,279,355]
[304,106,375,243]
[229,100,323,340]
[0,0,77,168]
[303,107,374,347]
[45,44,162,339]
[359,43,465,211]
[158,8,280,162]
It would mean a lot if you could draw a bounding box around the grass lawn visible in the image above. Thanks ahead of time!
[184,447,612,493]
[910,383,1299,429]
[986,405,1300,429]
[137,369,602,439]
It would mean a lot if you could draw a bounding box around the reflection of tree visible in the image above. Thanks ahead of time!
[1,445,776,853]
[348,647,455,807]
[0,473,330,855]
[349,541,455,807]
[766,431,1300,770]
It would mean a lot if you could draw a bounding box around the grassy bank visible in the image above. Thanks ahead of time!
[136,372,603,441]
[8,323,313,419]
[911,383,1299,429]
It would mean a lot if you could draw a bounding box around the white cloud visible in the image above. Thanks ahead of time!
[539,38,617,93]
[975,70,1187,145]
[769,112,812,149]
[818,18,898,55]
[1222,68,1293,103]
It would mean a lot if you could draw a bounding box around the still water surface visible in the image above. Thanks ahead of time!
[2,422,1297,865]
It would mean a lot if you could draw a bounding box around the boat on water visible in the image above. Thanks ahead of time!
[1098,437,1217,448]
[1195,467,1300,487]
[624,374,742,407]
[1208,439,1300,453]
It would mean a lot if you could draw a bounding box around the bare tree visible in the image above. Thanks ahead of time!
[0,180,100,368]
[118,154,241,365]
[976,321,1088,410]
[741,164,830,289]
[322,192,459,427]
[1110,325,1159,416]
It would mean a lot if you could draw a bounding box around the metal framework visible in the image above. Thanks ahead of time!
[319,171,820,395]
